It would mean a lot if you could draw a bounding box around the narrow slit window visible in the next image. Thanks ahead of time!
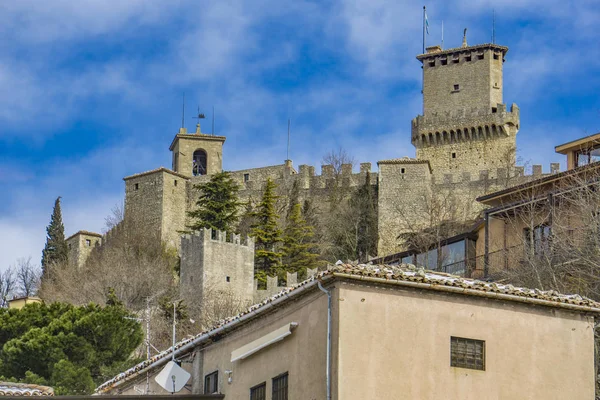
[244,173,250,182]
[401,168,405,174]
[226,276,230,282]
[452,152,456,159]
[174,179,178,186]
[451,337,485,371]
[134,183,139,190]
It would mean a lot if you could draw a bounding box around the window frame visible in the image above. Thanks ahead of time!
[204,370,219,394]
[250,382,266,400]
[192,148,208,176]
[450,336,485,371]
[272,372,288,400]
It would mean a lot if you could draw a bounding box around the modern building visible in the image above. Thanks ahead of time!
[97,264,599,399]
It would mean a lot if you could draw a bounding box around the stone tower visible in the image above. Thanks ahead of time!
[412,40,520,179]
[169,123,226,177]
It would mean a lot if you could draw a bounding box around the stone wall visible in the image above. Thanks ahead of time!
[419,44,507,115]
[180,229,255,310]
[170,126,225,177]
[66,231,102,268]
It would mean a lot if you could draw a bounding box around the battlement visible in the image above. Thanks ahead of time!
[432,163,562,185]
[294,162,377,190]
[411,103,520,147]
[253,268,318,303]
[181,228,253,248]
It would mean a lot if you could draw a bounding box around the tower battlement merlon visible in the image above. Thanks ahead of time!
[416,43,508,62]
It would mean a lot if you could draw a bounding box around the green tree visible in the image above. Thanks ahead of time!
[187,172,241,233]
[281,203,320,280]
[251,178,283,282]
[41,197,68,277]
[0,301,142,394]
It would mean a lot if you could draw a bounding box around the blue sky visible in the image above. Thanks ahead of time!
[1,0,599,270]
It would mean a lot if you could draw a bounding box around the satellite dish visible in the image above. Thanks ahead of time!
[155,361,191,393]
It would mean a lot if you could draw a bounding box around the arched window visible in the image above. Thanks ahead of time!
[192,149,207,176]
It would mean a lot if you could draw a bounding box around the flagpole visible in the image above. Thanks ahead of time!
[442,20,444,49]
[422,6,426,54]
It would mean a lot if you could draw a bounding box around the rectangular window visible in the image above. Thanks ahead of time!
[272,372,288,400]
[493,53,500,60]
[250,382,266,400]
[428,60,435,67]
[174,179,178,186]
[204,371,218,394]
[465,55,472,62]
[453,84,459,91]
[492,107,497,113]
[477,53,484,60]
[451,152,456,159]
[441,58,448,65]
[451,337,485,371]
[244,173,250,182]
[85,239,91,247]
[134,183,139,190]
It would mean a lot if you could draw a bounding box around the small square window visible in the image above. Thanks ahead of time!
[465,55,472,62]
[441,58,448,66]
[428,60,435,67]
[452,152,456,159]
[477,54,484,60]
[85,239,91,247]
[451,337,485,371]
[204,371,218,394]
[244,173,250,182]
[492,107,497,113]
[272,373,288,400]
[134,183,139,190]
[250,382,266,400]
[493,53,499,60]
[226,276,230,282]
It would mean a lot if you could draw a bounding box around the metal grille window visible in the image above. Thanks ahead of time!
[450,337,485,371]
[204,371,218,394]
[250,382,266,400]
[272,372,288,400]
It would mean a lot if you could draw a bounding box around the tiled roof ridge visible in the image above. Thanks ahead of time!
[95,263,600,393]
[0,382,54,396]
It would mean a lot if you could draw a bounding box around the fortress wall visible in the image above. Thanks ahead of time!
[161,172,189,249]
[180,229,255,309]
[124,170,165,238]
[377,161,433,255]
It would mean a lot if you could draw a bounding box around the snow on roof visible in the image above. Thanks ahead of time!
[96,263,600,393]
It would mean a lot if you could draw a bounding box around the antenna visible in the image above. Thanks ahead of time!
[212,106,215,135]
[492,9,496,44]
[192,106,205,131]
[181,92,185,129]
[286,119,291,161]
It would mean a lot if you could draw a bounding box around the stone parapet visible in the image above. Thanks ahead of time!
[411,103,520,147]
[253,268,318,303]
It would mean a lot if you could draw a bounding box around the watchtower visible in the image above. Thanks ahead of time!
[169,122,226,178]
[411,37,520,179]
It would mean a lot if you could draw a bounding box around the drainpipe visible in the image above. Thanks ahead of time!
[317,281,332,400]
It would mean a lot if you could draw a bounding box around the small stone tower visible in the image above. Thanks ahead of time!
[412,39,520,179]
[169,122,226,178]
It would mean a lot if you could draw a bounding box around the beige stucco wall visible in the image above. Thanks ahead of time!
[336,281,595,400]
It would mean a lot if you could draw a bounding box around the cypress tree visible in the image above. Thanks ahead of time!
[251,178,283,282]
[281,203,320,279]
[187,172,241,233]
[41,197,68,276]
[351,172,378,262]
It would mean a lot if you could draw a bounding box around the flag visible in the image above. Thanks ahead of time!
[425,10,430,34]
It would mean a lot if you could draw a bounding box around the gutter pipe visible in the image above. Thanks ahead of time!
[317,281,332,400]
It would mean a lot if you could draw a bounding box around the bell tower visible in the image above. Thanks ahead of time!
[411,36,520,179]
[169,122,226,178]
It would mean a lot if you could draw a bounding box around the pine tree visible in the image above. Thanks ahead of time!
[41,197,68,277]
[281,203,320,280]
[251,178,283,282]
[187,172,241,233]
